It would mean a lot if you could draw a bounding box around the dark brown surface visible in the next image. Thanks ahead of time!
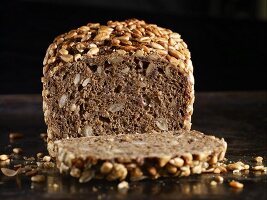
[0,92,266,200]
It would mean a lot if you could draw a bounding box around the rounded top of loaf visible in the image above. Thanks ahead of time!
[43,19,193,76]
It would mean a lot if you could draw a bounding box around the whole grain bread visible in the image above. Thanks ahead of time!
[42,19,194,156]
[54,130,227,182]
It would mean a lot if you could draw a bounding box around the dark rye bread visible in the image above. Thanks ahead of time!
[42,19,194,156]
[54,130,227,182]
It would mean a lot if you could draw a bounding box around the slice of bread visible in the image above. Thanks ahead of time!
[54,130,227,182]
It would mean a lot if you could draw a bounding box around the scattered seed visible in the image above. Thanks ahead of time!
[0,154,9,161]
[254,156,263,163]
[147,166,157,176]
[0,159,10,166]
[24,156,35,161]
[210,180,217,186]
[14,164,22,169]
[79,170,95,183]
[31,175,45,183]
[252,165,265,171]
[215,176,224,183]
[13,148,22,154]
[53,183,59,189]
[229,180,244,189]
[40,133,47,139]
[213,168,221,174]
[118,181,129,190]
[25,169,38,176]
[1,168,18,176]
[37,153,44,159]
[92,186,98,192]
[9,132,23,139]
[43,156,51,162]
[244,164,250,170]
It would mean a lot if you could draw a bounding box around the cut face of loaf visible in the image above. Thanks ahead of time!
[42,19,194,156]
[54,130,227,182]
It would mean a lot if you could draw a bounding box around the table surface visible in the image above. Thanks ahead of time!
[0,92,266,200]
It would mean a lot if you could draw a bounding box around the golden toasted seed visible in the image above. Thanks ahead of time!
[79,26,90,32]
[244,164,250,170]
[79,170,95,183]
[158,156,171,167]
[13,148,22,154]
[60,54,73,62]
[65,31,77,39]
[180,166,191,176]
[214,168,221,174]
[168,49,185,60]
[36,153,44,159]
[59,48,68,55]
[191,165,202,174]
[182,153,193,164]
[215,176,224,183]
[227,163,243,171]
[138,37,151,43]
[166,164,177,174]
[40,133,47,139]
[150,42,165,50]
[117,181,129,190]
[70,168,81,178]
[43,156,51,162]
[254,156,263,163]
[147,166,157,176]
[87,47,99,55]
[170,32,181,39]
[31,175,46,182]
[100,162,113,174]
[9,132,23,139]
[169,157,184,167]
[0,155,9,161]
[116,35,130,41]
[106,163,127,181]
[252,165,265,171]
[1,168,18,177]
[229,180,244,189]
[94,32,109,41]
[210,180,217,186]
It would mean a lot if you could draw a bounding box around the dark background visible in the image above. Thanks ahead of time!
[0,0,266,94]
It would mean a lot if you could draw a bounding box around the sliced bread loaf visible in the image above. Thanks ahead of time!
[42,19,194,156]
[54,130,227,182]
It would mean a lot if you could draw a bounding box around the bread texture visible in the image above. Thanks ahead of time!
[54,130,227,182]
[42,19,194,156]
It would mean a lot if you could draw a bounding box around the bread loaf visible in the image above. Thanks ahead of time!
[54,130,227,182]
[42,19,194,156]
